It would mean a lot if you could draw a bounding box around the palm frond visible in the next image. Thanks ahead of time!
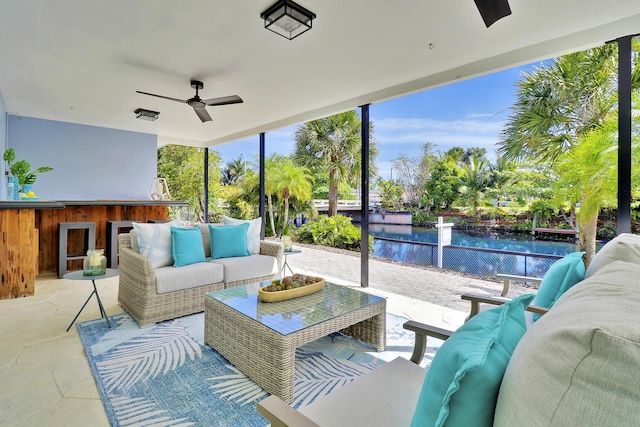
[96,320,202,393]
[207,364,268,406]
[110,394,195,427]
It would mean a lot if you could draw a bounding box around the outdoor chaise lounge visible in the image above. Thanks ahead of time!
[258,233,640,426]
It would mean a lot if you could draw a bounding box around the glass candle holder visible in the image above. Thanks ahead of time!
[84,249,107,276]
[282,236,293,252]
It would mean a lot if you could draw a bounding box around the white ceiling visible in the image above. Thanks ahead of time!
[1,1,639,148]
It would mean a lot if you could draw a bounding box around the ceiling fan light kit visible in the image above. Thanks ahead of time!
[260,0,316,40]
[134,108,159,121]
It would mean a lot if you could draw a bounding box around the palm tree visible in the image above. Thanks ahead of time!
[497,43,640,262]
[552,117,640,265]
[499,44,620,163]
[457,153,490,216]
[269,157,313,236]
[294,111,378,216]
[220,156,247,185]
[264,154,281,236]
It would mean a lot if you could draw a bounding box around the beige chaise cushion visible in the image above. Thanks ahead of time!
[299,357,425,427]
[494,260,640,427]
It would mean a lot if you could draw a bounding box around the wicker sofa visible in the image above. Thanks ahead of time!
[258,233,640,426]
[117,232,283,326]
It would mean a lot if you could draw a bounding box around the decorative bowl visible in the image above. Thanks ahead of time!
[258,278,325,303]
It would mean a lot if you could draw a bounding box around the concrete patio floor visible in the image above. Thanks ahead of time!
[0,244,533,426]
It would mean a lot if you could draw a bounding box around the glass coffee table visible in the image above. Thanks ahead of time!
[204,282,386,404]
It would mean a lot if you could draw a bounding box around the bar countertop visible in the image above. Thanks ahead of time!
[0,201,65,209]
[0,200,188,209]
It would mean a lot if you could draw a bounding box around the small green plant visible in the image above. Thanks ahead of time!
[510,220,533,234]
[3,148,54,190]
[296,215,373,253]
[411,210,436,227]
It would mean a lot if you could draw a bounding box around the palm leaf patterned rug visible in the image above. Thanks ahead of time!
[77,311,433,427]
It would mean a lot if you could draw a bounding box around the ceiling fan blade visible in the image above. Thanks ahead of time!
[474,0,511,27]
[193,107,212,122]
[203,95,243,106]
[136,91,187,104]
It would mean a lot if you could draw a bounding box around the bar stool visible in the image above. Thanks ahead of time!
[58,222,96,278]
[106,220,134,268]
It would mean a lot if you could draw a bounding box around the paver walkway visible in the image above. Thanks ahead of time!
[283,242,534,328]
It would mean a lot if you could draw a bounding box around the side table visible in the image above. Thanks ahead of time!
[63,268,121,332]
[281,249,302,276]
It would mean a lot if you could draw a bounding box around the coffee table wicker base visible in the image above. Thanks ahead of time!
[204,296,386,404]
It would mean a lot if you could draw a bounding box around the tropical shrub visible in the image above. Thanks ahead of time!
[296,215,373,253]
[412,210,436,227]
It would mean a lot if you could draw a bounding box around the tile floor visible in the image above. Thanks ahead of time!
[0,248,525,426]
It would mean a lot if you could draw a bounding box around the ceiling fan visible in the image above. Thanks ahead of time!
[474,0,511,27]
[136,80,243,122]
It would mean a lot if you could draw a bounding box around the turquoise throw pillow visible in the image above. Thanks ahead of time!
[208,223,250,259]
[532,251,585,309]
[410,293,535,427]
[171,227,206,267]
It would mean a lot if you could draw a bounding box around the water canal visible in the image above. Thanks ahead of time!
[368,224,581,278]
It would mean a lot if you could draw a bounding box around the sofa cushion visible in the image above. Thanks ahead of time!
[532,251,585,310]
[154,261,224,294]
[584,233,640,279]
[209,223,250,259]
[494,260,640,427]
[210,254,278,284]
[171,227,206,267]
[411,293,534,427]
[132,219,181,268]
[223,216,262,254]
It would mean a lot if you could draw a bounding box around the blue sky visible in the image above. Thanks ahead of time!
[212,61,544,180]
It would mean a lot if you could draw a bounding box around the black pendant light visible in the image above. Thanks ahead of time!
[260,0,316,40]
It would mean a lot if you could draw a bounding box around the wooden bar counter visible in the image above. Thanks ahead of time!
[0,200,188,299]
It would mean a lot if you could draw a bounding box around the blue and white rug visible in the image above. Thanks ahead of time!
[77,312,438,426]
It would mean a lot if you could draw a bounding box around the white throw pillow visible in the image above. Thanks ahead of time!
[132,219,181,268]
[222,216,262,254]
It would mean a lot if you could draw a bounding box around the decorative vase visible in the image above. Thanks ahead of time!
[84,249,107,276]
[21,183,33,194]
[7,176,18,200]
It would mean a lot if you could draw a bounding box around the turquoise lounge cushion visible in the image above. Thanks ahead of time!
[532,251,585,309]
[410,293,535,427]
[209,223,250,259]
[171,227,206,267]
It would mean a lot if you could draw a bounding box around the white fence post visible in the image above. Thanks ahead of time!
[435,216,453,268]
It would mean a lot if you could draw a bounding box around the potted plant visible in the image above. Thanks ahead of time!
[3,148,53,193]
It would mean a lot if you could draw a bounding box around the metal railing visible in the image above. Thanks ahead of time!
[373,236,562,279]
